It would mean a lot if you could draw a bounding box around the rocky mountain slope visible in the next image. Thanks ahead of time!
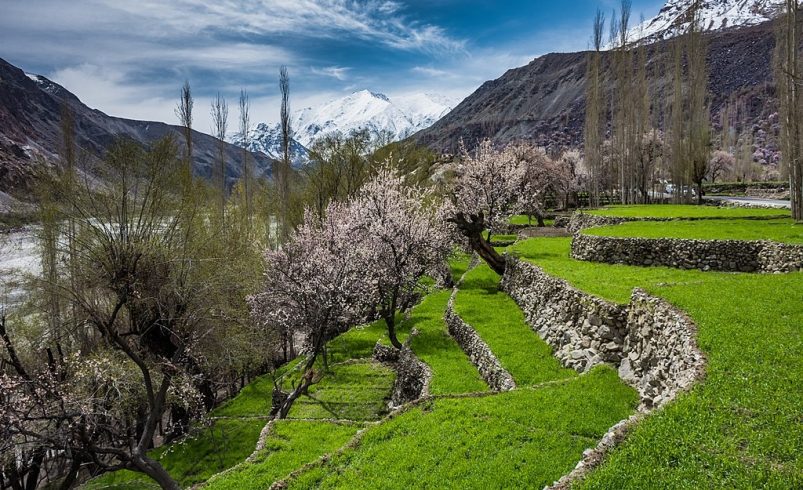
[0,58,273,195]
[238,90,454,160]
[413,18,781,154]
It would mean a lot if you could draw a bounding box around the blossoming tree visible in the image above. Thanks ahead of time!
[248,203,372,418]
[447,140,530,275]
[354,169,453,348]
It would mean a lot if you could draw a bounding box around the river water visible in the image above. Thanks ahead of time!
[0,228,40,308]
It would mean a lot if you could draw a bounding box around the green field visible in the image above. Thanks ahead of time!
[585,218,803,244]
[455,265,576,386]
[509,214,555,226]
[204,421,362,490]
[588,204,790,219]
[286,367,636,489]
[511,237,803,488]
[83,418,267,489]
[406,290,488,394]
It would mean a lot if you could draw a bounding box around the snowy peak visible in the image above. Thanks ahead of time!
[289,89,452,148]
[630,0,784,44]
[236,90,456,162]
[230,122,309,167]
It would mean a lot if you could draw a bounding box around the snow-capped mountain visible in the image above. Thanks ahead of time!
[230,122,310,167]
[292,90,455,148]
[629,0,784,44]
[234,90,455,164]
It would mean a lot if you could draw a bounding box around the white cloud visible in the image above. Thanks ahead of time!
[310,66,352,81]
[411,66,454,78]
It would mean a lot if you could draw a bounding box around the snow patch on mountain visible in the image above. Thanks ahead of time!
[233,90,455,164]
[628,0,784,44]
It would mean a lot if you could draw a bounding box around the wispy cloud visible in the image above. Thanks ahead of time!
[411,66,453,78]
[93,0,466,54]
[311,66,352,81]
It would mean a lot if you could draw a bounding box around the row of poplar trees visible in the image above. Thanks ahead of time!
[584,0,709,206]
[584,0,803,219]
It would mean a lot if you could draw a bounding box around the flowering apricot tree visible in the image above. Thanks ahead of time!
[248,203,372,418]
[448,140,530,274]
[354,169,453,348]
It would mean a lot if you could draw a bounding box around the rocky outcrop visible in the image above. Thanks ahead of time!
[444,290,516,392]
[501,258,705,409]
[572,233,803,273]
[373,338,431,408]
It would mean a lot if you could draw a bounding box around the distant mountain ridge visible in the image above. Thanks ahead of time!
[0,58,273,194]
[235,90,455,162]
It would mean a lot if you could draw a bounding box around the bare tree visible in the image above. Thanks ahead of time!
[687,1,711,204]
[1,139,213,490]
[278,66,292,243]
[175,80,194,180]
[211,93,229,223]
[239,89,252,227]
[776,0,803,220]
[584,9,605,207]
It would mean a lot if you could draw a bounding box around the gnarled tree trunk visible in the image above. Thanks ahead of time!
[448,212,506,275]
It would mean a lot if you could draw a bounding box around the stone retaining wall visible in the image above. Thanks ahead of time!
[501,258,705,408]
[567,213,631,233]
[373,339,431,408]
[572,233,803,273]
[443,290,516,392]
[759,242,803,273]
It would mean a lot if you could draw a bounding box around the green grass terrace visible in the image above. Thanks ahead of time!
[585,218,803,244]
[587,204,790,219]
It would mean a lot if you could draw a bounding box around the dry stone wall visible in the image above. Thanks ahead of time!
[572,233,803,273]
[566,213,631,233]
[444,290,516,392]
[373,339,431,408]
[759,242,803,273]
[501,258,705,409]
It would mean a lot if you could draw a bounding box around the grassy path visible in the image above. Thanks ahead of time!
[454,264,575,386]
[407,290,488,394]
[512,237,803,488]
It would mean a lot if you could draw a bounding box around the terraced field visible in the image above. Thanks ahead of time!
[84,205,802,489]
[585,218,803,244]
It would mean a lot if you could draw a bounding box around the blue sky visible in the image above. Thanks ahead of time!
[0,0,664,134]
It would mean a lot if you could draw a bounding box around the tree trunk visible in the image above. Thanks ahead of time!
[58,454,82,490]
[131,454,181,490]
[385,313,402,349]
[448,212,506,276]
[23,449,44,490]
[278,370,314,419]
